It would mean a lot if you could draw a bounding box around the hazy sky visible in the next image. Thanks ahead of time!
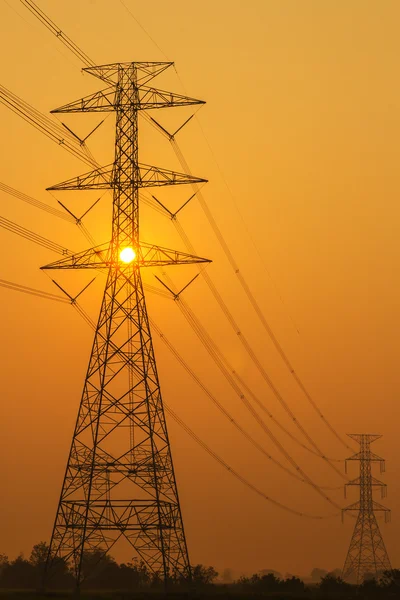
[0,0,399,578]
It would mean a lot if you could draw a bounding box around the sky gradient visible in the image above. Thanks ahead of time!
[0,0,399,579]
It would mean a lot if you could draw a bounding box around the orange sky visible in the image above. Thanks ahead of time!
[0,0,399,579]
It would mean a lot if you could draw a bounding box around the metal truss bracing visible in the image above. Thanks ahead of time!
[44,61,208,589]
[342,434,392,584]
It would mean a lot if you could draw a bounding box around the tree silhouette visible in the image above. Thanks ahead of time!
[191,564,219,585]
[319,573,352,597]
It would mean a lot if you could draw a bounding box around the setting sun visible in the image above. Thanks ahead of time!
[119,247,136,264]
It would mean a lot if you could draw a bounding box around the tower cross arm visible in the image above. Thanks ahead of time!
[40,241,211,270]
[51,86,204,114]
[343,500,361,512]
[47,164,207,191]
[371,501,391,513]
[47,165,114,191]
[83,61,174,84]
[51,86,117,113]
[345,476,387,488]
[138,86,205,110]
[343,500,390,513]
[345,450,385,463]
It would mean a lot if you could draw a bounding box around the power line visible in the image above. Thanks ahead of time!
[72,300,340,521]
[0,277,68,303]
[0,181,74,223]
[16,0,349,459]
[159,273,344,511]
[0,214,71,255]
[118,0,170,61]
[0,255,340,522]
[0,203,341,492]
[165,403,338,520]
[150,316,342,492]
[8,0,347,524]
[19,0,96,68]
[171,141,353,453]
[168,223,347,469]
[0,84,97,168]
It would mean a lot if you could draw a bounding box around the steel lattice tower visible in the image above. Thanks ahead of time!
[342,434,392,584]
[41,62,209,588]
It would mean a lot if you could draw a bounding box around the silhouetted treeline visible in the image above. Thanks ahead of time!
[0,542,218,592]
[1,542,400,598]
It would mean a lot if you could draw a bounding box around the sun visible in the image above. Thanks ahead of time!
[119,247,136,264]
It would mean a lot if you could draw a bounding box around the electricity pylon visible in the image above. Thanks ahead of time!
[41,62,209,588]
[342,434,392,584]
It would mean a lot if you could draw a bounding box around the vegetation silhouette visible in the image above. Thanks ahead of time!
[0,542,399,598]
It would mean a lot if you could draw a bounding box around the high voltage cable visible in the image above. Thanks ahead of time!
[175,293,346,488]
[0,84,77,145]
[0,205,341,492]
[141,59,351,455]
[10,1,348,500]
[141,118,348,464]
[164,247,343,466]
[164,403,338,520]
[0,179,103,250]
[171,68,302,337]
[170,141,353,453]
[3,16,338,471]
[0,207,170,301]
[0,85,97,168]
[70,298,326,487]
[0,181,74,223]
[172,221,346,465]
[0,84,78,144]
[19,0,96,68]
[149,316,342,492]
[159,272,345,509]
[0,87,161,218]
[0,214,71,255]
[0,80,337,476]
[6,277,335,520]
[0,277,68,303]
[0,232,340,516]
[15,0,349,459]
[118,0,170,61]
[141,169,345,467]
[142,106,351,458]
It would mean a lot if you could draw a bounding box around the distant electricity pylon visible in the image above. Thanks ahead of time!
[41,62,209,589]
[342,434,392,584]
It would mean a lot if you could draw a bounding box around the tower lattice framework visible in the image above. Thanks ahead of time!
[42,62,209,587]
[342,434,392,584]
